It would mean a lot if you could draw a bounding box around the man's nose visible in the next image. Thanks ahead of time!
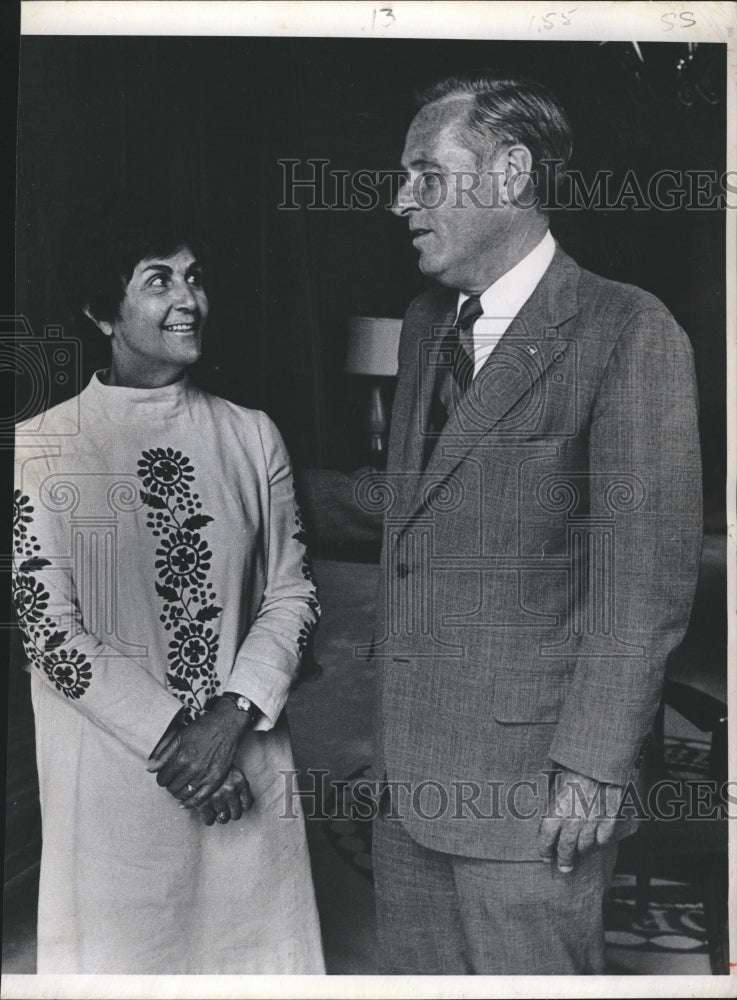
[392,176,419,216]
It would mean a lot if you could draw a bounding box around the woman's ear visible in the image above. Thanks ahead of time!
[83,306,113,338]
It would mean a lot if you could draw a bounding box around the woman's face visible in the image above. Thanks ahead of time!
[105,245,209,387]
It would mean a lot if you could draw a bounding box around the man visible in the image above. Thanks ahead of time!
[369,72,702,974]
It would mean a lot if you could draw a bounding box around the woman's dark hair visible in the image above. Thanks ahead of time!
[60,189,207,323]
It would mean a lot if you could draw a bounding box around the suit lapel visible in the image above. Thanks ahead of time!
[401,245,582,524]
[387,288,456,516]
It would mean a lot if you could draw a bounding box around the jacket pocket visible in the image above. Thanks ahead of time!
[492,667,573,724]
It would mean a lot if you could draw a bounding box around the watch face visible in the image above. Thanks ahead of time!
[223,692,258,722]
[223,692,251,713]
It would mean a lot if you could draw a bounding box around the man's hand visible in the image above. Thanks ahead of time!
[537,766,624,873]
[147,698,251,809]
[196,766,255,826]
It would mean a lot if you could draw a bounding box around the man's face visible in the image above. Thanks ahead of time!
[393,97,512,294]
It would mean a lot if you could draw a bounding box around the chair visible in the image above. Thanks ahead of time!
[614,678,729,974]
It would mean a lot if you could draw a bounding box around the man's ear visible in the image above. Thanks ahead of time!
[500,144,534,206]
[83,306,113,338]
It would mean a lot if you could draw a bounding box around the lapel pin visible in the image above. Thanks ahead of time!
[526,345,538,355]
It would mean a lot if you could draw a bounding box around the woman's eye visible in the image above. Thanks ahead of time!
[149,275,167,288]
[187,272,203,287]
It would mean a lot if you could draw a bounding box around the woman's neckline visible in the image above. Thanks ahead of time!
[87,368,193,403]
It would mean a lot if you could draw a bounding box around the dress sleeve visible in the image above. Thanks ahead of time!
[548,307,703,784]
[13,444,183,760]
[225,413,320,730]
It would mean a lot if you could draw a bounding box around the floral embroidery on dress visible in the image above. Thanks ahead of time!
[168,622,220,679]
[137,448,222,719]
[291,485,318,589]
[11,490,92,700]
[290,482,321,685]
[155,530,212,589]
[138,447,195,497]
[13,489,34,542]
[43,648,92,700]
[13,572,50,625]
[296,612,319,658]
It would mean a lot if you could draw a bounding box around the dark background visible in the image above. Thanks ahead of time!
[16,36,726,524]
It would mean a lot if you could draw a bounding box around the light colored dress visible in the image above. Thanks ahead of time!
[12,371,325,974]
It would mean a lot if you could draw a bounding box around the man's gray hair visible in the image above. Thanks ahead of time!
[416,72,573,195]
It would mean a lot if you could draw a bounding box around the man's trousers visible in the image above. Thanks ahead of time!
[373,803,619,975]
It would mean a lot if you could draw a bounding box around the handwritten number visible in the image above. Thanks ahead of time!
[530,10,577,31]
[662,11,695,30]
[372,7,395,29]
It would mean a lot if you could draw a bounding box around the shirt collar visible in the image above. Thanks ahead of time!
[457,230,556,320]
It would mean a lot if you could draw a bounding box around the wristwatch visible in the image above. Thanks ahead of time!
[220,691,261,727]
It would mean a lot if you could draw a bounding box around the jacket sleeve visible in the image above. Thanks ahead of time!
[13,444,184,760]
[224,413,320,730]
[548,306,703,784]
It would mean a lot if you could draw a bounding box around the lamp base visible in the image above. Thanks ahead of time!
[366,382,388,468]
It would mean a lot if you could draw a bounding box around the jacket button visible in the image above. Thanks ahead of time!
[396,562,409,578]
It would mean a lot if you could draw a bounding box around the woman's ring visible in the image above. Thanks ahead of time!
[186,784,196,794]
[217,811,229,823]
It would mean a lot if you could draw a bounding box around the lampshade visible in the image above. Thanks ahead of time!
[344,316,401,376]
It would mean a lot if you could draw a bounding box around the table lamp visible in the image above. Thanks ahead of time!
[344,316,401,466]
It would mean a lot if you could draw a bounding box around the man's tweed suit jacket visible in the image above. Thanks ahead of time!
[373,244,702,860]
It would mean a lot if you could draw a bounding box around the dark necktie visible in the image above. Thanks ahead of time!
[424,295,483,468]
[452,294,484,392]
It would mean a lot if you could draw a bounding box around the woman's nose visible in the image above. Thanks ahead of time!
[173,278,197,310]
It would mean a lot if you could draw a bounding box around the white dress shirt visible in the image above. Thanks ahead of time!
[456,229,556,379]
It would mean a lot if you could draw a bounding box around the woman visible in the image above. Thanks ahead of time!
[12,192,325,974]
